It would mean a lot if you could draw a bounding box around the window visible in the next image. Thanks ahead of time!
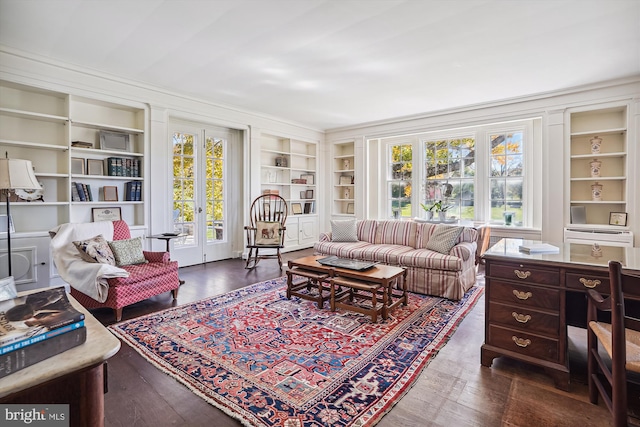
[388,144,412,219]
[489,131,524,223]
[381,119,535,226]
[423,137,475,220]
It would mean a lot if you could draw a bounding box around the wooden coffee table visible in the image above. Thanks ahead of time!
[286,255,407,322]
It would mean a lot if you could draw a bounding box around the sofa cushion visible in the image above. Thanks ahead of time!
[314,241,374,259]
[350,244,414,265]
[109,237,148,266]
[73,234,116,265]
[331,219,358,242]
[426,224,464,254]
[397,249,463,271]
[356,219,378,243]
[374,221,417,247]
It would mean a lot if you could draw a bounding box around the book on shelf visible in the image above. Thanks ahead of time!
[0,326,87,378]
[81,183,91,202]
[74,182,86,201]
[135,181,141,201]
[0,287,86,352]
[518,243,560,254]
[85,184,93,201]
[71,140,93,148]
[125,181,134,201]
[71,182,80,202]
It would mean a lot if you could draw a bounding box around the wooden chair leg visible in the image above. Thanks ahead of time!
[171,288,179,300]
[245,248,255,269]
[114,308,123,322]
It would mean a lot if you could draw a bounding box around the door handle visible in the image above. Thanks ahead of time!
[198,207,203,213]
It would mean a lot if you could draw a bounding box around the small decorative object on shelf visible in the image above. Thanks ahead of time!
[589,159,601,177]
[342,159,350,170]
[343,187,351,199]
[590,135,603,154]
[591,182,603,201]
[275,156,287,167]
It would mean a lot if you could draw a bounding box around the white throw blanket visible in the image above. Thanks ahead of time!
[49,221,129,303]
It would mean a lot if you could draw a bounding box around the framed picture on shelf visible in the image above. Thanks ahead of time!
[103,186,118,201]
[87,159,104,176]
[347,203,355,214]
[100,131,130,152]
[300,191,307,199]
[71,157,85,175]
[274,156,288,167]
[609,212,628,226]
[305,189,314,199]
[291,202,302,215]
[92,207,121,222]
[300,174,314,185]
[339,175,352,185]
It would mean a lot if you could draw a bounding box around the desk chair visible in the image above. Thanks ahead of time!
[587,260,640,427]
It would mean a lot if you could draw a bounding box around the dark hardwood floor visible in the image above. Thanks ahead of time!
[96,249,618,426]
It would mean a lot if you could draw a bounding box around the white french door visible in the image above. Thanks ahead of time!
[168,122,239,266]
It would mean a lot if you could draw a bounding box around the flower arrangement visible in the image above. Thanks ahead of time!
[420,200,452,213]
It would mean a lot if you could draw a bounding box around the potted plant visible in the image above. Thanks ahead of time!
[421,200,452,221]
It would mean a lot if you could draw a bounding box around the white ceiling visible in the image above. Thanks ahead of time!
[1,0,639,130]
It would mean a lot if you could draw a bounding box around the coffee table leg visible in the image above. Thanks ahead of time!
[382,282,389,320]
[330,281,336,311]
[371,288,378,323]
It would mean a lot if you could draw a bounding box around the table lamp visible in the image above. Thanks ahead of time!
[0,155,41,277]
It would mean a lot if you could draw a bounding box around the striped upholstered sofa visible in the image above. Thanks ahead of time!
[313,220,478,300]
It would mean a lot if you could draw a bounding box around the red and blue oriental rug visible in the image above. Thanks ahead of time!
[109,277,483,427]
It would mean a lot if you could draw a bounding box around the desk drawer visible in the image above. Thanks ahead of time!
[566,272,609,294]
[490,263,560,285]
[488,324,559,362]
[489,302,559,336]
[489,280,560,311]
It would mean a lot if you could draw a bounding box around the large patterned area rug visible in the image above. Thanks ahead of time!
[109,277,483,427]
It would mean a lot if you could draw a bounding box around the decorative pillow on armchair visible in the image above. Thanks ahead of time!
[73,234,116,265]
[331,219,358,242]
[425,224,464,254]
[255,221,281,245]
[108,237,148,266]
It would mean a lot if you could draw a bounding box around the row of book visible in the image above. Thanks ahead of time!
[124,181,142,201]
[71,181,94,201]
[0,287,86,378]
[105,157,141,177]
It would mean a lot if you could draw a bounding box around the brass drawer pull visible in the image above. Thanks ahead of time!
[512,336,532,348]
[512,290,533,300]
[512,312,532,323]
[579,277,601,289]
[514,270,531,279]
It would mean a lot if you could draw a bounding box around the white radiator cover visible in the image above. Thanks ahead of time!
[563,228,634,247]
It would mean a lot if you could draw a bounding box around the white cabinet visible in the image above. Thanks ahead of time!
[0,80,148,289]
[285,215,318,249]
[332,140,355,217]
[568,105,628,228]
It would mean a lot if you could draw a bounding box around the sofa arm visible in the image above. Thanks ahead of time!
[143,251,171,263]
[449,241,476,262]
[319,232,332,242]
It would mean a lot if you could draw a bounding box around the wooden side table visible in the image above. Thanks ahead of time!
[148,233,185,285]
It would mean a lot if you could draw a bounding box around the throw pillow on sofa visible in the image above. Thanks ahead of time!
[108,237,148,266]
[73,234,116,265]
[331,219,358,242]
[426,224,464,254]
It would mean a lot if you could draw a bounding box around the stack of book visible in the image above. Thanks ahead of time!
[124,181,142,201]
[105,157,141,177]
[71,181,94,201]
[0,287,87,378]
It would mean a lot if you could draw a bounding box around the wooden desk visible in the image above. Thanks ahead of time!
[0,292,121,427]
[481,238,640,391]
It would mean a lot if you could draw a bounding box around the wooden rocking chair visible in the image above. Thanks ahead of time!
[244,194,288,269]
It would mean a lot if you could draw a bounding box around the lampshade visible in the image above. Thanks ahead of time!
[0,158,42,190]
